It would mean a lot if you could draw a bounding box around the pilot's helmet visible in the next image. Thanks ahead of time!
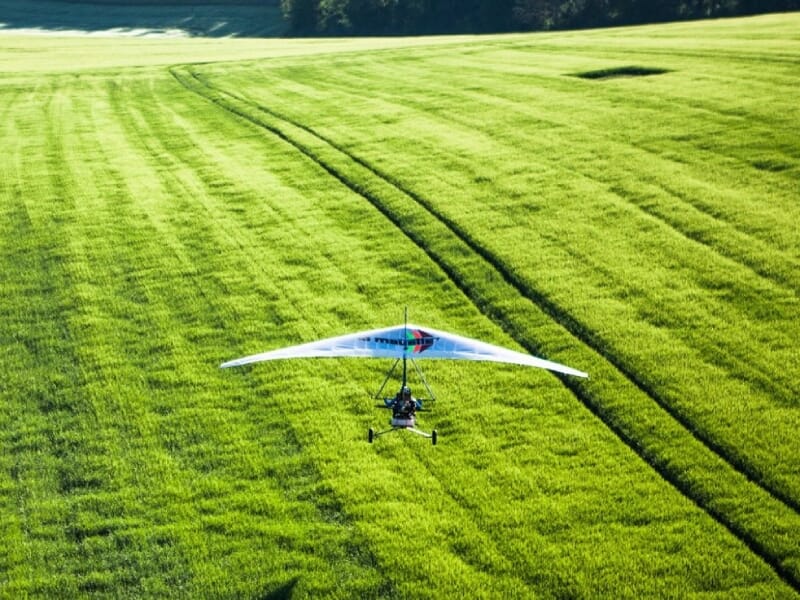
[402,386,411,397]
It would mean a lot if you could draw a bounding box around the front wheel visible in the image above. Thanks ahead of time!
[368,428,374,444]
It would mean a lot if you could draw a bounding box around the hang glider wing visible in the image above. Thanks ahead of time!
[221,323,587,378]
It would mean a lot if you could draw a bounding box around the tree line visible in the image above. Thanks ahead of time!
[280,0,799,35]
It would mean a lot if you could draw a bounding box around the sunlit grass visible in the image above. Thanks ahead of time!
[1,12,799,598]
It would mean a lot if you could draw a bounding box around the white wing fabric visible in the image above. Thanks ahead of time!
[221,323,587,378]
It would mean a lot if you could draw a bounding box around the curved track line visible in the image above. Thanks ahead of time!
[170,65,800,592]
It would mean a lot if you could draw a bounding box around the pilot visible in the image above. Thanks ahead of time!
[400,386,415,417]
[393,386,414,417]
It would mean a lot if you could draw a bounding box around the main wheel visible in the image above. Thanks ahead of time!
[431,430,437,446]
[368,428,374,443]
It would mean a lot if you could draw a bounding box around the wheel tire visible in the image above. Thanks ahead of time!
[368,428,374,444]
[431,430,437,446]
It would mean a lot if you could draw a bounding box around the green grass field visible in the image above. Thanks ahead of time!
[1,12,799,598]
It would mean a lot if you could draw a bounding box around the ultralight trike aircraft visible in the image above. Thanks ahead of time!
[221,310,588,445]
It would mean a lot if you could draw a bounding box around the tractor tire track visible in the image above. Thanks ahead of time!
[171,64,800,593]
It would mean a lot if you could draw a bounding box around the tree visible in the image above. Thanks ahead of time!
[281,0,319,33]
[512,0,558,29]
[283,0,800,36]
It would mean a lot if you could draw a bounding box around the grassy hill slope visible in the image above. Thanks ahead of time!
[1,13,799,598]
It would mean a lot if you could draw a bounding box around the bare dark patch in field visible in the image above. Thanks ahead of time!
[751,157,793,173]
[573,66,671,80]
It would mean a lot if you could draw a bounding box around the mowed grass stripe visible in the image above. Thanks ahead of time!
[0,82,170,596]
[50,81,222,596]
[173,63,800,591]
[42,79,269,596]
[0,101,81,593]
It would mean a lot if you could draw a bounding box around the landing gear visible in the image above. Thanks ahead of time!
[367,426,437,444]
[369,340,438,446]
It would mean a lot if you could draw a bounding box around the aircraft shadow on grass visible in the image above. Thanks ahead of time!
[0,0,286,38]
[259,577,298,600]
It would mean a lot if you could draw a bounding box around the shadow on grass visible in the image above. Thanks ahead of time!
[0,0,287,38]
[573,65,671,79]
[258,577,299,600]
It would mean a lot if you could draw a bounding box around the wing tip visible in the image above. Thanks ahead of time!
[220,359,244,369]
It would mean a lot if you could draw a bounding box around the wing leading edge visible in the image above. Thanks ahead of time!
[221,323,588,379]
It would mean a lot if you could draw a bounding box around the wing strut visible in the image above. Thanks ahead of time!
[373,357,436,403]
[402,306,408,391]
